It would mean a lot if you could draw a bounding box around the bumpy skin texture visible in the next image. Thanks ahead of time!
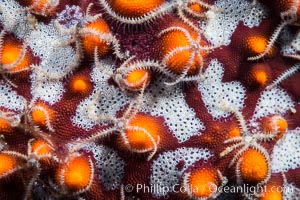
[0,0,300,200]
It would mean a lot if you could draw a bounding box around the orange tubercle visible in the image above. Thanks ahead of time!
[259,182,283,200]
[29,0,58,16]
[107,0,165,18]
[239,149,268,184]
[82,19,111,56]
[125,69,151,90]
[124,114,161,151]
[246,64,270,88]
[254,70,268,86]
[262,115,288,140]
[187,168,219,198]
[189,3,204,13]
[245,36,273,57]
[0,117,13,134]
[30,139,52,163]
[69,75,92,94]
[249,67,268,87]
[1,39,31,73]
[30,103,54,128]
[30,139,51,157]
[56,155,94,192]
[159,25,205,75]
[0,153,17,177]
[228,127,241,138]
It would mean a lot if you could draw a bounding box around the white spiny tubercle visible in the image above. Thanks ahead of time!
[267,63,300,90]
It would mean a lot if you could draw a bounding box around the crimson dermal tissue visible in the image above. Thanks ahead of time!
[0,0,299,199]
